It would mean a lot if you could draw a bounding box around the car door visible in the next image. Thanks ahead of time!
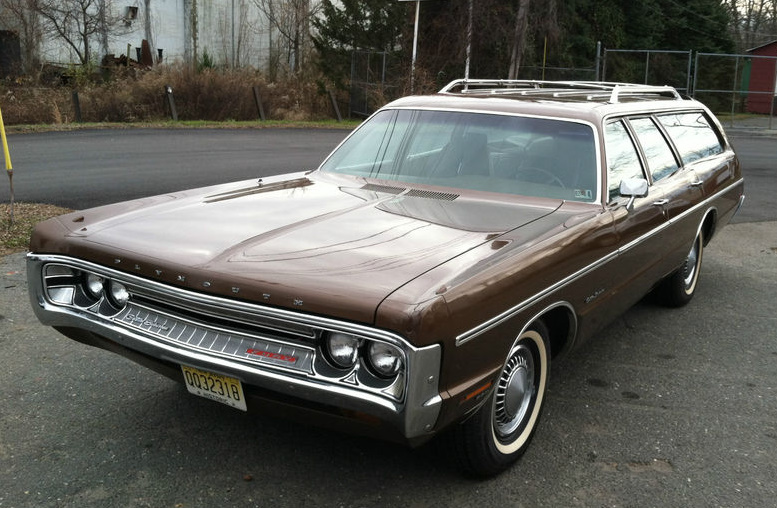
[603,118,671,304]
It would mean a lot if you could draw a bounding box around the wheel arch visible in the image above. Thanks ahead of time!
[700,207,718,247]
[523,302,577,360]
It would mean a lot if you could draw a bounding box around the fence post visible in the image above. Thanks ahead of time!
[595,41,602,81]
[164,85,178,121]
[771,59,777,129]
[729,58,740,127]
[328,89,342,122]
[71,90,82,123]
[252,86,266,121]
[685,50,693,94]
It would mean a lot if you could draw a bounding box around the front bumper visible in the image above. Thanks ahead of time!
[27,253,443,444]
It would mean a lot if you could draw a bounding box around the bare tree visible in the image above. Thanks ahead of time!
[253,0,319,74]
[725,0,777,51]
[217,0,257,67]
[0,0,41,73]
[507,0,531,79]
[32,0,125,65]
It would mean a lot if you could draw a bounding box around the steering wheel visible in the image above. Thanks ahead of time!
[514,167,566,188]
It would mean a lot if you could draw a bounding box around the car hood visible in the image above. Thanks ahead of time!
[34,172,562,324]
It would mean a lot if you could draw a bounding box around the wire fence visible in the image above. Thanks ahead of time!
[349,48,777,130]
[693,52,777,130]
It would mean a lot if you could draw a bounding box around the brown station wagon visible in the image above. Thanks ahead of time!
[27,80,745,476]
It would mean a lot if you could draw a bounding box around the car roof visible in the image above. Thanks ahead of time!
[383,80,711,125]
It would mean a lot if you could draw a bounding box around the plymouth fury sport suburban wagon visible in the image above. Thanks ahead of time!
[28,80,744,476]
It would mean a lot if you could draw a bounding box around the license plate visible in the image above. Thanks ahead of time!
[181,365,247,411]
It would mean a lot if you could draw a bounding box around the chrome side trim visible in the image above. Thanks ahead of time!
[732,194,745,218]
[455,252,616,347]
[455,178,743,346]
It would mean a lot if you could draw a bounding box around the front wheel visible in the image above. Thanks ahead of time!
[453,322,550,477]
[656,229,704,307]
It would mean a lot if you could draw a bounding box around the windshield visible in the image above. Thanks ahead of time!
[320,109,599,203]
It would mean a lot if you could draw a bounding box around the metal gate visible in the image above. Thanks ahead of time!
[350,50,388,118]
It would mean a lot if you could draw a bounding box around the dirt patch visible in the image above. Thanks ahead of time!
[1,202,73,256]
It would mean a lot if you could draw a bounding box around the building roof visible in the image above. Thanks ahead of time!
[746,40,777,53]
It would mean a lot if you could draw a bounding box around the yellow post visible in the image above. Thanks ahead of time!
[0,104,14,225]
[0,105,11,171]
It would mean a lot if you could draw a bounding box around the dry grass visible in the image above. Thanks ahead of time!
[1,202,72,256]
[1,65,343,125]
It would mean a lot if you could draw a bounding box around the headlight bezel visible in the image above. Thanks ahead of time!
[320,330,406,384]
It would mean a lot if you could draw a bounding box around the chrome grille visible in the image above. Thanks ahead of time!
[114,302,315,374]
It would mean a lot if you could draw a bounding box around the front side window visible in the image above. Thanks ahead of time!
[604,120,646,201]
[320,109,599,202]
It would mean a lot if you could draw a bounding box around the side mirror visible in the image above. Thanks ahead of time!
[619,178,649,211]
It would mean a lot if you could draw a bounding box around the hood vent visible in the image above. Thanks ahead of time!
[206,178,312,203]
[405,189,459,201]
[360,184,459,201]
[361,183,406,195]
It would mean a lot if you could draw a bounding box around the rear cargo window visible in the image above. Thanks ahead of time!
[657,112,724,165]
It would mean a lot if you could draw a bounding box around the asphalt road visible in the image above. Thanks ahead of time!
[1,128,776,507]
[0,128,350,210]
[0,128,772,223]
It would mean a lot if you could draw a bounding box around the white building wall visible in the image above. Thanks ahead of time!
[37,0,271,69]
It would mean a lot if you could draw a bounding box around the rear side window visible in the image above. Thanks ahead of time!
[657,112,724,165]
[629,117,679,182]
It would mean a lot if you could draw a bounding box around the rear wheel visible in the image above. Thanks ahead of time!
[657,230,704,307]
[453,322,550,477]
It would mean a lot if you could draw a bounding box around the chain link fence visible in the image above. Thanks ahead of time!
[349,47,777,130]
[350,50,391,118]
[693,52,777,130]
[517,66,597,81]
[602,49,693,93]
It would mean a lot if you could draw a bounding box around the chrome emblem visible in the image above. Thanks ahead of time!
[126,314,171,332]
[584,288,606,304]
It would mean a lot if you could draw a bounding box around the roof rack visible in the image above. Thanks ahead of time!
[438,79,684,103]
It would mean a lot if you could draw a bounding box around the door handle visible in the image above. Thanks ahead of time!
[652,199,669,207]
[690,180,703,187]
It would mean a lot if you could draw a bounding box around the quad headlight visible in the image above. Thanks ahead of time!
[84,273,105,299]
[108,281,130,307]
[366,341,403,378]
[42,264,131,315]
[325,332,361,369]
[321,331,405,381]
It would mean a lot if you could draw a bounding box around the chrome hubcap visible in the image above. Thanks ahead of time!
[494,344,535,438]
[682,237,700,289]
